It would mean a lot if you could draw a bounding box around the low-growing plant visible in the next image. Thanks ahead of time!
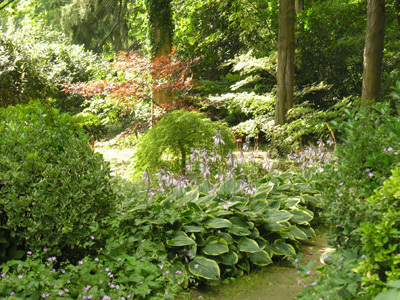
[0,233,184,299]
[129,110,234,180]
[296,249,363,300]
[119,170,322,285]
[0,102,119,261]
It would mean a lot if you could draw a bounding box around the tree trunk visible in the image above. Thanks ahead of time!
[147,0,173,110]
[361,0,385,102]
[295,0,304,14]
[275,0,296,125]
[396,0,400,30]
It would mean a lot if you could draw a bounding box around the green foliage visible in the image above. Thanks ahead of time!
[0,102,119,261]
[118,171,321,284]
[129,110,234,179]
[0,23,106,112]
[146,0,173,53]
[0,234,182,299]
[315,102,400,249]
[357,165,400,297]
[296,0,366,102]
[296,249,363,300]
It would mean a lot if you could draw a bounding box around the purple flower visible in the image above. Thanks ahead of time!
[339,182,344,186]
[311,281,317,286]
[78,261,83,265]
[361,254,366,259]
[27,251,32,255]
[18,275,23,279]
[10,292,15,296]
[369,172,374,178]
[388,147,393,151]
[339,193,343,197]
[90,236,95,240]
[121,212,124,215]
[294,258,299,263]
[117,258,121,262]
[338,265,342,270]
[365,168,371,172]
[43,248,48,252]
[195,264,199,269]
[95,258,99,261]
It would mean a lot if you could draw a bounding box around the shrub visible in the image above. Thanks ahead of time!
[129,109,235,180]
[0,23,105,112]
[0,102,119,261]
[315,102,400,249]
[357,165,400,297]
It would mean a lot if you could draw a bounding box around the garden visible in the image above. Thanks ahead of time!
[1,0,400,299]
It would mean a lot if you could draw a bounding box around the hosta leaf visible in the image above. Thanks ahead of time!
[228,225,251,236]
[249,227,259,239]
[256,237,267,250]
[267,200,281,209]
[211,210,234,217]
[206,218,233,229]
[250,200,268,212]
[289,226,308,240]
[279,172,294,179]
[218,178,235,195]
[266,210,293,223]
[166,231,196,247]
[302,195,322,207]
[298,225,316,238]
[285,197,301,209]
[178,190,199,206]
[277,183,292,191]
[293,183,309,191]
[183,225,205,233]
[374,289,400,300]
[271,240,296,257]
[237,258,250,273]
[194,233,206,246]
[237,237,260,253]
[250,250,272,266]
[290,209,313,224]
[194,194,216,206]
[265,221,289,232]
[256,182,274,194]
[229,217,251,229]
[188,257,220,280]
[217,251,239,265]
[252,190,269,200]
[202,240,229,256]
[220,233,234,244]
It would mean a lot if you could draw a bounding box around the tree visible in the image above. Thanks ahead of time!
[361,0,385,102]
[275,0,295,125]
[146,0,174,107]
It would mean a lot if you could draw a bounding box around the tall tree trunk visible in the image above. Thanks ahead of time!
[295,0,304,14]
[147,0,173,109]
[361,0,385,102]
[275,0,295,125]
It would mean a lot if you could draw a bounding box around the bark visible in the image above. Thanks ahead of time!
[295,0,304,14]
[361,0,385,102]
[275,0,296,125]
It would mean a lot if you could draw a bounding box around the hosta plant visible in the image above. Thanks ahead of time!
[120,171,322,284]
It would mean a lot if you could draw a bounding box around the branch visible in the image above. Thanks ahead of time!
[0,0,16,11]
[94,0,123,52]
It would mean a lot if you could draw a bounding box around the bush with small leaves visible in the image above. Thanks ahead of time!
[0,102,119,262]
[129,109,234,180]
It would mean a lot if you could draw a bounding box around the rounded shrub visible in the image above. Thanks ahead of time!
[129,109,234,180]
[0,102,119,261]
